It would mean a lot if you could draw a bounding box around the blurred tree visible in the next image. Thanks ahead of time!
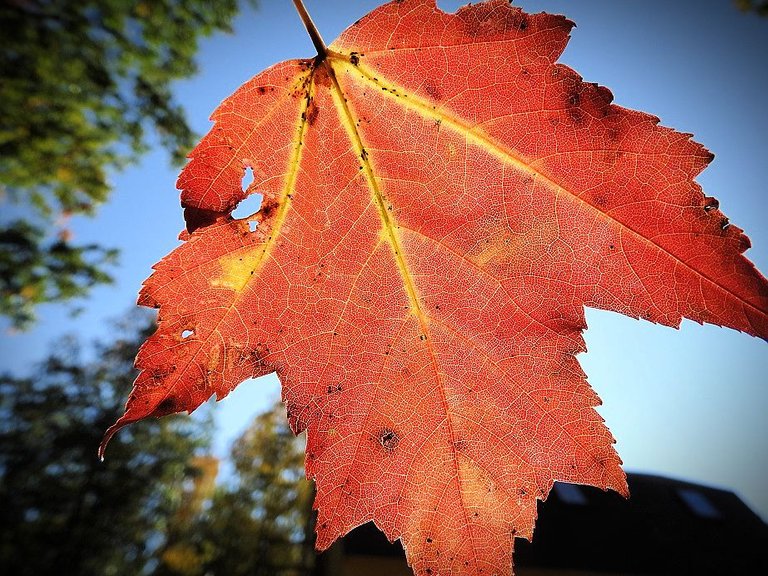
[0,0,256,328]
[156,400,314,576]
[0,220,118,329]
[0,312,213,576]
[736,0,768,15]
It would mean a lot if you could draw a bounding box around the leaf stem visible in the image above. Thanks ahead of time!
[292,0,327,60]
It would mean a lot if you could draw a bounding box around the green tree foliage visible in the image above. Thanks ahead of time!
[156,401,314,576]
[0,313,212,576]
[0,220,118,329]
[0,0,254,328]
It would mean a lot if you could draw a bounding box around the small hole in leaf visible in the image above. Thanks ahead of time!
[248,220,258,232]
[181,329,194,339]
[232,190,263,220]
[240,165,255,195]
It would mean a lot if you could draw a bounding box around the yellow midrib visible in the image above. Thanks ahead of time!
[214,70,314,292]
[324,59,428,330]
[324,55,481,560]
[328,53,764,322]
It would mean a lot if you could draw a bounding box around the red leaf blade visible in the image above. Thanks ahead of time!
[104,2,768,574]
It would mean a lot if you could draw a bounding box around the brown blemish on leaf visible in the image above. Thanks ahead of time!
[258,199,280,221]
[565,83,584,124]
[304,97,319,126]
[378,428,399,451]
[459,3,531,38]
[313,63,332,88]
[149,365,174,383]
[424,81,441,101]
[154,396,179,415]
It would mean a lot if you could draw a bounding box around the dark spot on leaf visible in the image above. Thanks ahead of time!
[378,428,399,451]
[704,196,719,211]
[257,86,266,95]
[350,52,360,65]
[566,91,583,123]
[305,98,319,126]
[720,217,730,231]
[426,537,433,543]
[155,397,178,415]
[424,81,441,101]
[460,4,529,37]
[259,200,279,220]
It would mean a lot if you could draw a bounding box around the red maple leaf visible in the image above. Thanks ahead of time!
[102,1,768,574]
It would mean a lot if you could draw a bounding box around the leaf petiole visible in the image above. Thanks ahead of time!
[292,0,327,60]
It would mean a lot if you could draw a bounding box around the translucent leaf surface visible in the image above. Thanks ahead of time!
[103,2,768,574]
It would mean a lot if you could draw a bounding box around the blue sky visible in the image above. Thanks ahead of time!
[1,0,766,520]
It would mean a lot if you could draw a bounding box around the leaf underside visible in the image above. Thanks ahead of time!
[103,1,768,575]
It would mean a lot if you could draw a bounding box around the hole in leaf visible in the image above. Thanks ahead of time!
[181,329,194,339]
[232,191,263,220]
[240,165,255,195]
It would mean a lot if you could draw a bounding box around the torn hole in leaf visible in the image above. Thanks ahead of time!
[232,188,264,232]
[240,164,255,196]
[181,329,194,339]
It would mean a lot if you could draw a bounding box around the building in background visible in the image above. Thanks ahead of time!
[316,472,768,575]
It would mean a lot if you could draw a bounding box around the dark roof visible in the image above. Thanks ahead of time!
[335,472,768,574]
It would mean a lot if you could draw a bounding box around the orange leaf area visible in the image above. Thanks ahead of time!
[103,1,768,574]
